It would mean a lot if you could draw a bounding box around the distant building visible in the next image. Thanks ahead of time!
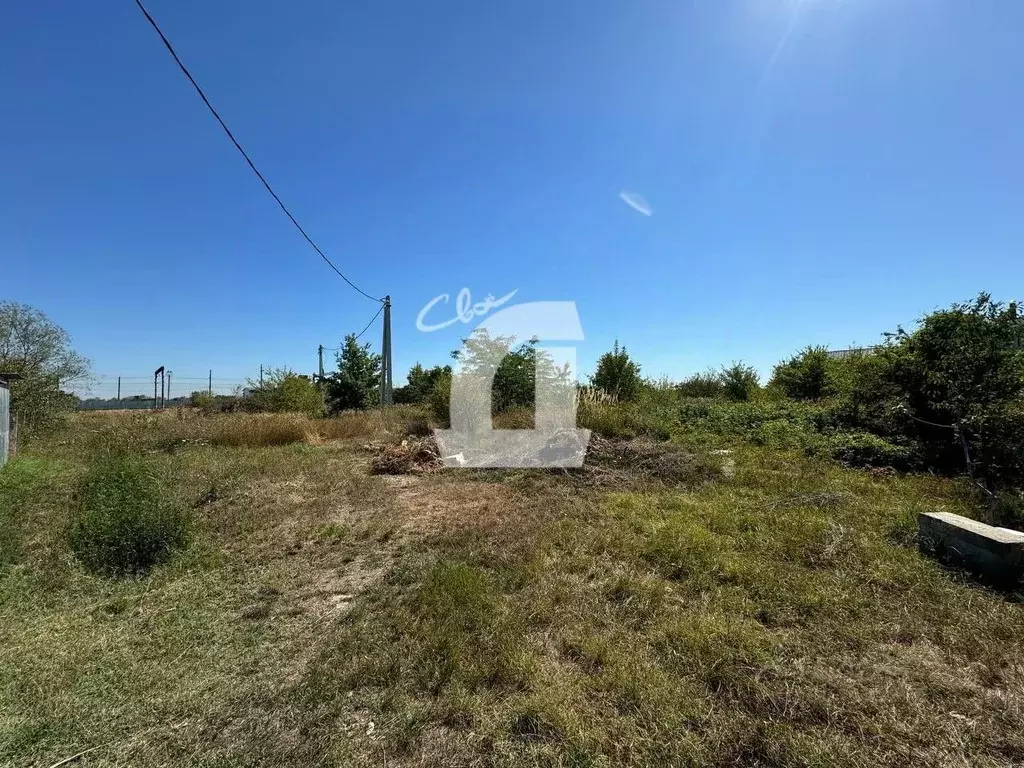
[826,347,879,360]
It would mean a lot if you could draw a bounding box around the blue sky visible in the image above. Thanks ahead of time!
[3,0,1022,397]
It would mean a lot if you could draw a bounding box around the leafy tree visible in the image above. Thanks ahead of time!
[719,362,760,402]
[441,329,572,419]
[591,341,642,402]
[394,362,451,405]
[326,335,381,412]
[770,345,840,401]
[0,301,90,439]
[248,368,324,416]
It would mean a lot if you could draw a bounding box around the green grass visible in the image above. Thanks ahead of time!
[1,408,1022,766]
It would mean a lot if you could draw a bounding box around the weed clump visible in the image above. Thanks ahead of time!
[69,457,188,576]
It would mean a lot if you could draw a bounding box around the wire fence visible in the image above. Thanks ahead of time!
[75,373,254,410]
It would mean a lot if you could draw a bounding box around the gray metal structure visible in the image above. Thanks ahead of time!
[0,376,10,469]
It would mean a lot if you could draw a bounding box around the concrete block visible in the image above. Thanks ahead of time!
[918,511,1024,584]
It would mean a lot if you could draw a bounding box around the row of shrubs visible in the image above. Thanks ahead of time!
[589,294,1024,496]
[193,293,1021,498]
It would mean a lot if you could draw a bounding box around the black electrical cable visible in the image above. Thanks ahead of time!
[133,0,383,304]
[353,305,385,340]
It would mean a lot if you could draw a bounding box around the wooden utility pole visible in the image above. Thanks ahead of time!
[208,369,212,395]
[380,296,393,405]
[318,345,325,381]
[117,376,121,403]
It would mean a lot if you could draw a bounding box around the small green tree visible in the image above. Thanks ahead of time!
[446,329,572,417]
[719,362,760,402]
[249,368,324,416]
[326,335,381,412]
[591,341,642,402]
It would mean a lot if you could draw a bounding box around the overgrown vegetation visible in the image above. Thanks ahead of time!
[247,367,324,416]
[2,291,1023,766]
[68,456,189,576]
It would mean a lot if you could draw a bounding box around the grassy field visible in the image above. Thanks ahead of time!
[2,407,1023,767]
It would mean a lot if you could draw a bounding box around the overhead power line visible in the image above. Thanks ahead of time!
[320,304,385,351]
[354,305,385,340]
[132,0,382,304]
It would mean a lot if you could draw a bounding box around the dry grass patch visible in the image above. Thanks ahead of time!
[208,413,313,447]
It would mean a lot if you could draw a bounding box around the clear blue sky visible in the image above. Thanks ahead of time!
[3,0,1022,397]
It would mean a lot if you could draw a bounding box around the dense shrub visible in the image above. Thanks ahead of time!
[189,390,216,414]
[431,330,573,426]
[677,371,723,398]
[881,295,1024,488]
[429,369,452,425]
[719,363,760,402]
[770,346,840,401]
[394,363,451,405]
[762,294,1024,492]
[591,341,642,402]
[812,432,915,470]
[249,368,324,416]
[69,457,188,576]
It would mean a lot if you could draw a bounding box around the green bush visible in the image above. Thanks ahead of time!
[429,369,452,426]
[991,491,1024,530]
[250,368,324,417]
[811,432,914,470]
[676,371,723,399]
[719,362,760,402]
[835,294,1024,488]
[591,341,642,402]
[394,363,451,405]
[189,390,216,414]
[770,346,840,401]
[68,457,189,576]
